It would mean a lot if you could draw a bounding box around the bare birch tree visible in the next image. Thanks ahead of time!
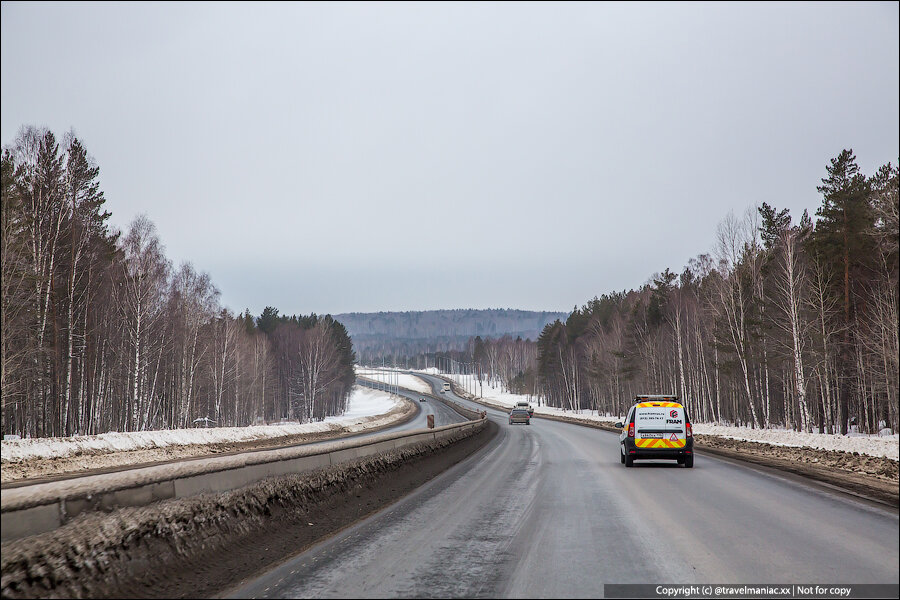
[711,211,762,428]
[116,215,170,431]
[770,225,813,431]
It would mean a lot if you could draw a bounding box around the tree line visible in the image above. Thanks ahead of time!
[1,126,355,438]
[531,150,897,434]
[459,150,897,434]
[470,335,539,397]
[415,335,540,399]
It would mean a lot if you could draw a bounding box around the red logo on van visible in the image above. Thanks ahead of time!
[669,409,678,418]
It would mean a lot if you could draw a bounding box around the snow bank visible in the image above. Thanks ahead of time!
[1,386,401,464]
[416,371,900,461]
[325,385,399,421]
[693,423,899,461]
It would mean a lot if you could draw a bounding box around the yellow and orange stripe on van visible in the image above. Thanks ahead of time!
[635,402,682,408]
[635,437,687,448]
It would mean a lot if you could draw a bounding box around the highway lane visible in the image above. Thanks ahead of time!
[354,378,464,432]
[231,372,899,598]
[3,380,464,490]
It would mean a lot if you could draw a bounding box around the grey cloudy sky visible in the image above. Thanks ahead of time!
[2,2,898,315]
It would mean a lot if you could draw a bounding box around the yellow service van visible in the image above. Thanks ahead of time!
[616,395,694,468]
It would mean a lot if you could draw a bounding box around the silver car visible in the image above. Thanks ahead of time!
[509,408,531,425]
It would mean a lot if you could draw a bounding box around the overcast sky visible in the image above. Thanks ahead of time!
[2,2,898,315]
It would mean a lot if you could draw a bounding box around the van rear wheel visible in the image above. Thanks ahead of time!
[684,454,694,468]
[625,453,634,468]
[620,448,625,464]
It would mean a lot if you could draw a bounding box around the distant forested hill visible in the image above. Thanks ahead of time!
[335,309,568,364]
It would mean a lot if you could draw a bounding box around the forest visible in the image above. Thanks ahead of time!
[1,126,356,438]
[469,150,898,435]
[3,128,896,438]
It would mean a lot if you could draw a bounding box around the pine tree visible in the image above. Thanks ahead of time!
[256,306,280,334]
[809,149,876,434]
[759,202,792,251]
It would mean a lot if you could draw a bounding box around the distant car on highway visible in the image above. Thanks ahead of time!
[509,408,531,425]
[441,382,451,394]
[515,401,534,417]
[616,395,693,468]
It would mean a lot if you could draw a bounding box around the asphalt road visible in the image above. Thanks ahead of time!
[231,372,899,598]
[355,378,464,433]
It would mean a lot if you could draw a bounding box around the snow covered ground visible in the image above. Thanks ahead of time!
[356,367,433,395]
[691,423,899,460]
[418,370,900,461]
[1,386,403,465]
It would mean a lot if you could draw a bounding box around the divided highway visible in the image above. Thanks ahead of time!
[353,377,465,432]
[231,372,899,598]
[4,380,462,491]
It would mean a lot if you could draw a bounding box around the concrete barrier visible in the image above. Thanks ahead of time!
[1,419,485,543]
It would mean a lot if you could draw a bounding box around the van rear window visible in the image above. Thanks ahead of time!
[634,407,668,424]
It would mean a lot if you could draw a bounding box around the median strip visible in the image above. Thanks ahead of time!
[1,419,485,543]
[1,419,497,600]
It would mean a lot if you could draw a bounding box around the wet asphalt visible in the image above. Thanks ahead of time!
[229,373,900,598]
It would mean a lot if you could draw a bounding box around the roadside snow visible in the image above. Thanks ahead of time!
[692,423,899,460]
[356,367,432,395]
[325,385,399,421]
[1,386,401,464]
[415,371,900,461]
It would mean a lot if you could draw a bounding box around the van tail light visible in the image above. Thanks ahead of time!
[627,423,635,438]
[686,423,692,438]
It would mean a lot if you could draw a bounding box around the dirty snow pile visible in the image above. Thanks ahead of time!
[692,423,899,461]
[414,370,900,461]
[1,386,401,464]
[356,367,433,395]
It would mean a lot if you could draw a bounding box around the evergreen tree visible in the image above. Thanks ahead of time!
[759,202,792,251]
[256,306,280,334]
[809,149,875,434]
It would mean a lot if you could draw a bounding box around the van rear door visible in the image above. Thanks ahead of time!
[664,405,687,448]
[633,404,668,449]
